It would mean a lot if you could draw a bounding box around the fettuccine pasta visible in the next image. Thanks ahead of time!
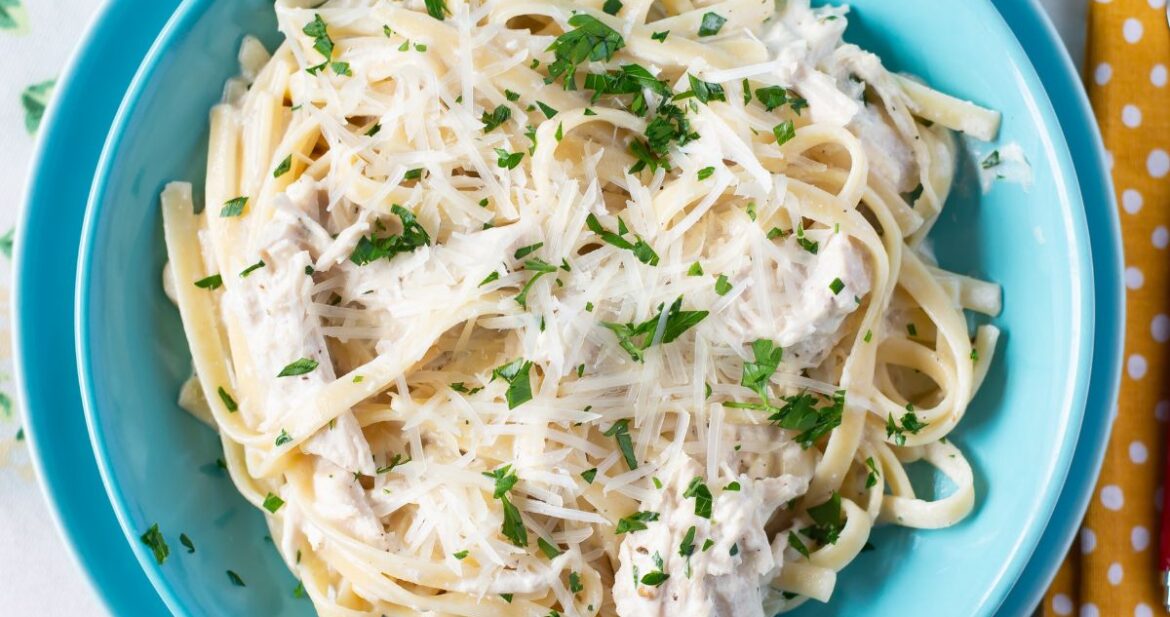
[161,0,1003,615]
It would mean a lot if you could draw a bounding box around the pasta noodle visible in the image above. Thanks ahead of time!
[160,0,1005,615]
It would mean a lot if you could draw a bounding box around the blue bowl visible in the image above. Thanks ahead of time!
[75,1,1101,616]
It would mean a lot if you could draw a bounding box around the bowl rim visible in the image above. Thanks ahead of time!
[72,0,1098,615]
[11,0,179,614]
[990,0,1123,612]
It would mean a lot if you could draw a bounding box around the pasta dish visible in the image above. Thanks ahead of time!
[160,0,1004,614]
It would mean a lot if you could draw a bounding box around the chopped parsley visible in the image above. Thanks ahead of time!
[771,390,846,448]
[450,382,483,395]
[698,12,727,37]
[302,14,334,61]
[180,533,195,554]
[140,524,169,565]
[220,196,248,217]
[424,0,448,20]
[773,120,796,146]
[491,358,534,409]
[687,262,704,276]
[697,166,715,180]
[981,150,1001,169]
[683,477,713,519]
[795,223,819,254]
[601,296,708,362]
[615,511,659,535]
[714,274,732,296]
[376,453,411,474]
[514,242,544,259]
[724,481,741,492]
[495,148,524,169]
[585,213,659,265]
[545,15,626,88]
[453,550,469,560]
[217,387,238,412]
[350,205,431,266]
[683,74,726,104]
[651,30,669,42]
[274,429,293,447]
[516,259,556,308]
[803,492,845,545]
[263,492,285,513]
[886,409,927,446]
[581,468,598,484]
[277,357,318,377]
[629,102,698,173]
[569,571,584,593]
[537,537,562,559]
[640,553,669,586]
[365,122,382,137]
[239,260,265,277]
[602,0,623,15]
[479,271,500,287]
[740,338,783,398]
[481,104,511,133]
[787,532,810,558]
[829,277,845,295]
[330,61,352,76]
[679,525,697,557]
[483,465,527,546]
[194,274,223,290]
[603,419,637,470]
[274,155,292,177]
[865,456,880,489]
[537,101,558,118]
[907,323,918,337]
[755,86,788,111]
[404,168,424,181]
[505,89,521,101]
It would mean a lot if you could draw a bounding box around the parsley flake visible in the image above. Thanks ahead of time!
[491,358,534,409]
[615,511,659,534]
[140,524,169,565]
[220,196,247,217]
[698,12,727,37]
[277,358,318,377]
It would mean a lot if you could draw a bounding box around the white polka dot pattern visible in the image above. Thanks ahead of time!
[1122,188,1144,213]
[1153,225,1169,248]
[1131,526,1149,551]
[1108,562,1123,585]
[1129,441,1148,464]
[1125,266,1145,289]
[1101,485,1125,511]
[1082,527,1098,554]
[1151,314,1170,341]
[1152,63,1167,87]
[1127,354,1148,379]
[1123,104,1143,127]
[1124,18,1144,42]
[1147,149,1169,177]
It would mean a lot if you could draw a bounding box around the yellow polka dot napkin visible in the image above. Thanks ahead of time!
[1043,1,1170,616]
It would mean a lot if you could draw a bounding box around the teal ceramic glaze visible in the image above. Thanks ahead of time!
[73,2,1106,617]
[992,0,1123,613]
[12,0,180,614]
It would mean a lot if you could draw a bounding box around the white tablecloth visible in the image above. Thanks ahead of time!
[0,1,1086,615]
